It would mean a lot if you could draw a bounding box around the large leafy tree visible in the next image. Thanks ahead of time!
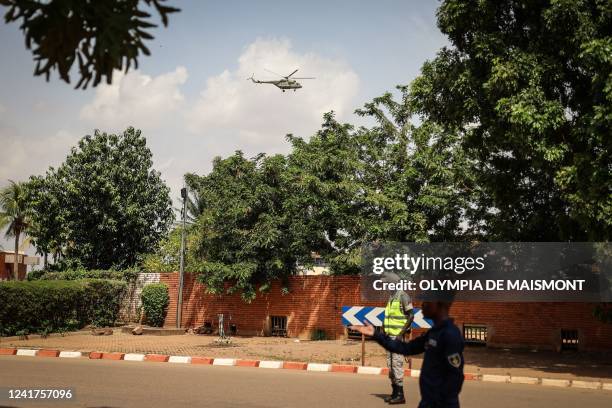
[353,87,473,245]
[283,113,362,273]
[282,107,470,274]
[0,180,30,279]
[186,104,472,291]
[28,127,174,269]
[186,152,300,300]
[410,0,612,241]
[1,0,179,88]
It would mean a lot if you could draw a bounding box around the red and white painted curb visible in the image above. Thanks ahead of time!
[1,347,610,391]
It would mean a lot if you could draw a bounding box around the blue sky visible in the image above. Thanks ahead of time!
[0,0,447,250]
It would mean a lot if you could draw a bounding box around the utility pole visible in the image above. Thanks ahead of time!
[177,187,187,328]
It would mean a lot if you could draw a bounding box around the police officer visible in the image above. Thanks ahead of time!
[382,272,414,404]
[351,300,464,408]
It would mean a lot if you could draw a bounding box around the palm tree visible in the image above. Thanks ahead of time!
[0,181,30,280]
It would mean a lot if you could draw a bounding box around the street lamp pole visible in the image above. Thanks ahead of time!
[177,187,187,329]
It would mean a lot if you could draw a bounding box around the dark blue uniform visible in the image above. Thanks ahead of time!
[373,319,464,408]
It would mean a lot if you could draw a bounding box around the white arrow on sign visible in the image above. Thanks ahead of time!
[364,307,385,326]
[343,306,363,326]
[413,309,431,329]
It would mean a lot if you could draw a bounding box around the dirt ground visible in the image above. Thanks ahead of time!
[2,331,611,381]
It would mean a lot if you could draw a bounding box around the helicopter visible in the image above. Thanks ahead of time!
[248,69,315,92]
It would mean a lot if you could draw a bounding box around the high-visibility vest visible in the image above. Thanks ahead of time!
[384,297,407,336]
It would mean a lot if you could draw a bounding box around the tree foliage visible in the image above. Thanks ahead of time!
[26,172,67,265]
[185,152,299,300]
[409,0,612,241]
[27,127,174,269]
[185,94,471,297]
[0,180,30,279]
[0,0,179,88]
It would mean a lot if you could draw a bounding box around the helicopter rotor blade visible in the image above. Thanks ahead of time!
[264,68,285,78]
[286,69,299,78]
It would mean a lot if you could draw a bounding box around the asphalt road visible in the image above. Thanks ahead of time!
[0,356,610,408]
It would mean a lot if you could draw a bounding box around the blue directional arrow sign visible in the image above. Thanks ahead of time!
[342,306,385,326]
[342,306,433,329]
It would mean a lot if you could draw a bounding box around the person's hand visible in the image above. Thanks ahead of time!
[348,321,375,336]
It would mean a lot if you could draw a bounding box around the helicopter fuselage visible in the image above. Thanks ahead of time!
[251,78,302,91]
[274,79,302,90]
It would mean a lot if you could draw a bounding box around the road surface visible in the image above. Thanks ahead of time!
[0,356,610,407]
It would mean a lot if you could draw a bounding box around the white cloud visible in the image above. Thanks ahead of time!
[80,66,188,130]
[72,38,360,201]
[0,128,78,184]
[186,38,360,153]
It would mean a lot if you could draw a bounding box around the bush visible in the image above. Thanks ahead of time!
[82,279,129,327]
[26,268,47,281]
[140,283,169,327]
[29,268,139,282]
[0,279,127,336]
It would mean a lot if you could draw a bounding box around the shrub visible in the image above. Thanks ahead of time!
[0,279,127,336]
[81,279,129,327]
[140,283,169,327]
[26,268,47,281]
[30,268,138,282]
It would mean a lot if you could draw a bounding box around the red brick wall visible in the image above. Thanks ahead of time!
[160,273,612,351]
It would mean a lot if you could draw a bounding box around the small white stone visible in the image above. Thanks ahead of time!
[258,360,283,369]
[357,366,382,375]
[571,380,601,389]
[541,378,570,387]
[168,355,191,364]
[212,358,236,366]
[510,376,539,385]
[307,363,331,372]
[59,351,82,358]
[16,349,38,356]
[482,374,509,383]
[123,353,146,361]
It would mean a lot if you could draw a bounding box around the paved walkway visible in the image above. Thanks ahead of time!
[2,331,611,381]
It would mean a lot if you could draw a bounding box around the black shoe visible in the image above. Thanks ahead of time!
[383,384,398,403]
[387,386,405,405]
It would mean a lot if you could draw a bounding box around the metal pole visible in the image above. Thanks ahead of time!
[361,333,365,366]
[177,187,187,328]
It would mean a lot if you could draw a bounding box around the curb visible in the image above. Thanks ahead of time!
[3,348,610,391]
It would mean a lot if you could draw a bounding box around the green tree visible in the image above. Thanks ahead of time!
[409,0,612,241]
[284,112,362,272]
[1,0,179,88]
[29,127,174,269]
[186,104,473,292]
[25,171,68,267]
[187,152,300,300]
[0,181,30,279]
[353,88,472,244]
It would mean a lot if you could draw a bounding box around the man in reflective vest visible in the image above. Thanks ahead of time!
[383,281,414,404]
